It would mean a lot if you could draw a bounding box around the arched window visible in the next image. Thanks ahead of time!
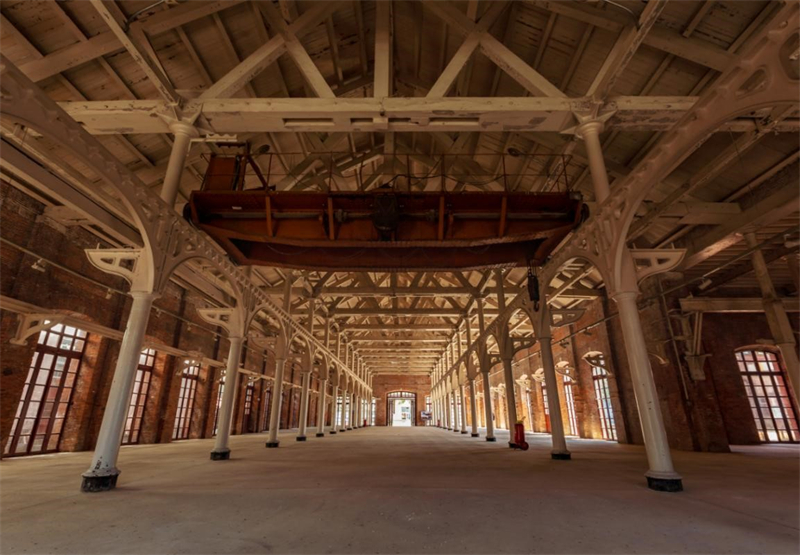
[563,375,578,436]
[123,348,155,445]
[736,348,798,443]
[173,360,201,440]
[586,353,617,441]
[4,324,88,456]
[242,382,255,433]
[212,377,225,436]
[540,381,551,433]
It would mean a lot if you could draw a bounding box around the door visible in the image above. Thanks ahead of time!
[387,391,416,426]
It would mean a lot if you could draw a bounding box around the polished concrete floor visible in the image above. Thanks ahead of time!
[1,427,798,554]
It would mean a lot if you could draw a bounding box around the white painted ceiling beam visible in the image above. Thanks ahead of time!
[586,0,668,100]
[533,0,736,72]
[258,1,336,99]
[373,0,393,98]
[17,1,245,83]
[427,1,564,98]
[89,0,179,104]
[680,298,800,313]
[199,1,341,100]
[62,96,784,135]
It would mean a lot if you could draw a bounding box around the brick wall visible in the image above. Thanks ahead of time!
[0,181,274,456]
[372,374,431,426]
[4,180,798,457]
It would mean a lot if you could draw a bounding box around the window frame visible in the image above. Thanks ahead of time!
[736,348,799,443]
[563,374,579,436]
[4,324,88,456]
[589,354,618,441]
[122,348,156,445]
[173,360,201,440]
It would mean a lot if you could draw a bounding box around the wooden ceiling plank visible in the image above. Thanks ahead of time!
[534,0,734,72]
[259,1,336,98]
[373,0,393,98]
[89,0,179,103]
[427,1,508,98]
[428,1,563,98]
[201,1,339,100]
[586,0,669,100]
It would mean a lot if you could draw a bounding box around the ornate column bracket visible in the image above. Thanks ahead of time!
[550,309,585,328]
[197,307,246,339]
[630,249,686,283]
[85,248,155,293]
[10,313,66,345]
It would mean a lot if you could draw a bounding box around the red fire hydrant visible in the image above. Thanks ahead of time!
[513,422,529,450]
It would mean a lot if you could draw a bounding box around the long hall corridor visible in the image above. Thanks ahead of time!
[1,427,797,554]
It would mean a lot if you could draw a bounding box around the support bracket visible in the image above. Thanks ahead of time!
[10,312,66,345]
[631,248,686,283]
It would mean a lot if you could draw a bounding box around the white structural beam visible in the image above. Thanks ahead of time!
[17,1,245,83]
[680,163,799,269]
[426,1,509,97]
[199,1,340,99]
[679,298,800,313]
[586,0,668,100]
[373,0,393,98]
[60,96,716,135]
[343,324,455,331]
[427,1,564,98]
[89,0,179,104]
[258,1,336,98]
[535,0,736,72]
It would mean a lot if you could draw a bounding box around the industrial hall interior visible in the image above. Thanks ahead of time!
[0,0,798,553]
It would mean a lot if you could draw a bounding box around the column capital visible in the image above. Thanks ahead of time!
[169,120,199,138]
[575,119,604,140]
[610,289,640,303]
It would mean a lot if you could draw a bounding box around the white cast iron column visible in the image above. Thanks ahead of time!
[746,232,800,402]
[296,370,312,441]
[210,336,244,460]
[316,379,328,437]
[81,291,157,491]
[537,317,571,459]
[459,384,468,434]
[159,122,198,206]
[469,380,479,437]
[579,119,681,492]
[614,289,682,489]
[329,384,339,434]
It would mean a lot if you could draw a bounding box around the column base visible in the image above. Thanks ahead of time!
[551,452,572,460]
[80,471,119,493]
[460,431,468,434]
[316,433,325,438]
[486,437,497,442]
[329,431,337,435]
[209,449,230,461]
[646,473,683,492]
[347,427,353,431]
[265,441,280,448]
[471,433,479,438]
[508,442,517,449]
[339,429,346,433]
[296,436,306,442]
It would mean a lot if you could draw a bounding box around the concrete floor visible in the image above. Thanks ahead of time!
[1,427,798,554]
